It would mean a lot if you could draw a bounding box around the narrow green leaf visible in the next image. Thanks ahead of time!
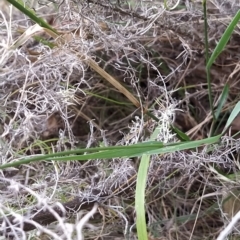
[213,110,228,137]
[222,101,240,134]
[6,0,58,34]
[203,0,214,123]
[211,84,229,136]
[207,10,240,69]
[146,135,220,155]
[0,141,164,169]
[215,84,229,120]
[171,125,190,141]
[135,154,150,240]
[1,135,220,169]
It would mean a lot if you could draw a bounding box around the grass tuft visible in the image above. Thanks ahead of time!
[1,0,240,239]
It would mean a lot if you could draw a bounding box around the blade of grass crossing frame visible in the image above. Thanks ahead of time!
[6,0,58,34]
[0,135,220,169]
[207,10,240,69]
[171,125,190,141]
[212,84,229,136]
[135,154,150,240]
[146,134,220,155]
[215,84,229,120]
[222,101,240,134]
[213,110,228,137]
[203,0,214,123]
[0,142,164,169]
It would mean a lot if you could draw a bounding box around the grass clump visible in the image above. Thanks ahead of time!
[0,0,240,239]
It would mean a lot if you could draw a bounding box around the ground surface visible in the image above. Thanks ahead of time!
[0,0,240,239]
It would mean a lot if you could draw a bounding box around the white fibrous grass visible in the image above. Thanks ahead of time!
[0,0,240,239]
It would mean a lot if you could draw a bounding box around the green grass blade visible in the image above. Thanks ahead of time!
[215,84,229,120]
[0,141,164,169]
[0,135,220,169]
[135,154,150,240]
[222,101,240,134]
[203,0,209,64]
[213,110,228,137]
[171,125,190,141]
[6,0,58,34]
[211,84,229,136]
[203,0,214,123]
[146,135,220,155]
[207,10,240,69]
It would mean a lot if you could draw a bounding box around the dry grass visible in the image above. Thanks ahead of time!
[0,0,240,239]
